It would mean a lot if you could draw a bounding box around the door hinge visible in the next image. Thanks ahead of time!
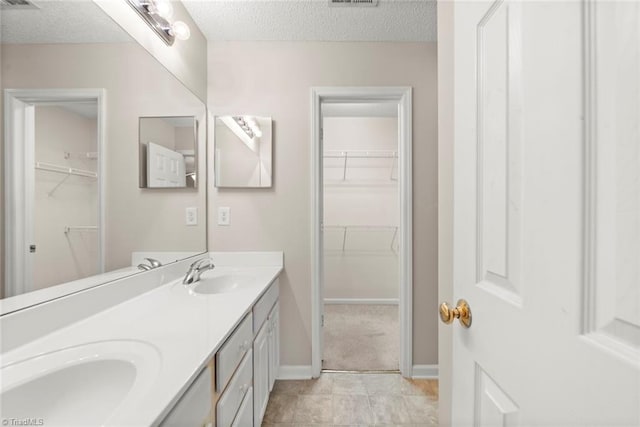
[321,314,324,327]
[29,244,36,253]
[320,127,323,141]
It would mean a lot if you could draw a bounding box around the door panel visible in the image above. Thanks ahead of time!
[586,0,640,360]
[474,365,519,427]
[476,0,523,306]
[452,0,639,425]
[253,322,269,427]
[147,142,186,187]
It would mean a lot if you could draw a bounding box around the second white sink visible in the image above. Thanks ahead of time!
[192,274,256,294]
[0,340,161,426]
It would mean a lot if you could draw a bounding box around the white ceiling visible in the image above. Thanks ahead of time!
[0,0,132,44]
[1,0,437,44]
[183,0,437,42]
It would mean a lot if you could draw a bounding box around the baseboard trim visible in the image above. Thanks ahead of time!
[278,365,314,380]
[412,364,439,379]
[324,298,399,305]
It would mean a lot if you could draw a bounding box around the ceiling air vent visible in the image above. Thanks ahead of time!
[0,0,38,10]
[329,0,379,7]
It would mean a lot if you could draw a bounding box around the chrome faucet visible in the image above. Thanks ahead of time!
[183,258,215,285]
[137,257,162,271]
[145,258,162,268]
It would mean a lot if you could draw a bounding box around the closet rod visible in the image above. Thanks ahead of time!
[323,150,397,181]
[64,225,98,234]
[35,161,97,179]
[323,150,397,159]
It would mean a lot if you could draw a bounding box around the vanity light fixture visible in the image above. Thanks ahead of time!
[233,116,263,139]
[126,0,190,46]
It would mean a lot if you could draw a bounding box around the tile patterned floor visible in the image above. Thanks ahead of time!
[262,372,438,426]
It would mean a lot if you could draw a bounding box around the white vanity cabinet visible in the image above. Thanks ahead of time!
[160,362,214,427]
[214,313,254,427]
[159,278,280,427]
[267,303,279,392]
[252,280,280,427]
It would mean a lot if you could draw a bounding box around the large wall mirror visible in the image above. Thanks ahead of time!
[0,1,207,312]
[214,116,273,188]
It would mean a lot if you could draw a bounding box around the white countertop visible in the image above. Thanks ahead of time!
[0,260,282,426]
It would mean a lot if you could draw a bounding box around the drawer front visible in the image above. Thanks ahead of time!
[216,313,253,392]
[217,350,253,427]
[231,386,253,427]
[252,278,279,334]
[160,366,212,427]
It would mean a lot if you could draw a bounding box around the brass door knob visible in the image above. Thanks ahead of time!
[439,299,472,328]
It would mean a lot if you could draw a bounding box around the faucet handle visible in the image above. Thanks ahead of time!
[145,257,162,268]
[191,257,215,270]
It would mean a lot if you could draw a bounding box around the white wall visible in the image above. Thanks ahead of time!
[33,106,99,290]
[140,117,177,150]
[1,42,207,277]
[323,116,399,301]
[208,41,439,368]
[438,0,455,424]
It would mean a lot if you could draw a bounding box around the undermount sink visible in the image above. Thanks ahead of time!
[191,274,256,294]
[0,340,161,426]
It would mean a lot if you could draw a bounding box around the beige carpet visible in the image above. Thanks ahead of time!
[322,304,399,371]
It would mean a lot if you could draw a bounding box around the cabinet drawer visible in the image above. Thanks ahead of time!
[217,350,253,427]
[160,366,212,427]
[252,279,279,334]
[231,386,253,427]
[216,313,253,392]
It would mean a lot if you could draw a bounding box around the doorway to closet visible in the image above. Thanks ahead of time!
[322,104,399,371]
[4,89,105,297]
[311,87,413,377]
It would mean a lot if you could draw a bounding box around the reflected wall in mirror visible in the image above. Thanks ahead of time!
[0,1,207,311]
[214,116,273,188]
[139,116,198,188]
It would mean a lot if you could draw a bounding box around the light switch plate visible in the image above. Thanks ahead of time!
[218,207,230,226]
[185,207,198,226]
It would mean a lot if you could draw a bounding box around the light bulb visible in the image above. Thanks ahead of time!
[171,21,191,41]
[154,0,173,19]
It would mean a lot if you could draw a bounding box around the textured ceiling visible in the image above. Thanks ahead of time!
[0,0,132,44]
[182,0,437,42]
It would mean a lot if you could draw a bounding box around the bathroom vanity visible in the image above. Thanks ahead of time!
[161,260,281,427]
[0,252,283,427]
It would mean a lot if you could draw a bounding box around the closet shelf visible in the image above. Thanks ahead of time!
[36,161,97,179]
[323,150,397,182]
[64,225,98,234]
[324,225,398,253]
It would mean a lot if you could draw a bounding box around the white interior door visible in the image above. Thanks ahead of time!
[147,142,186,187]
[450,0,640,425]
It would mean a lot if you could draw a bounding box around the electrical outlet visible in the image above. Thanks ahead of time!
[218,207,230,226]
[185,207,198,226]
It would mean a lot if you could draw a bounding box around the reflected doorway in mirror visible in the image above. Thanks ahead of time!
[138,116,198,189]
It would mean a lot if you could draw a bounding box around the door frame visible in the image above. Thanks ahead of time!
[4,88,106,297]
[310,86,413,377]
